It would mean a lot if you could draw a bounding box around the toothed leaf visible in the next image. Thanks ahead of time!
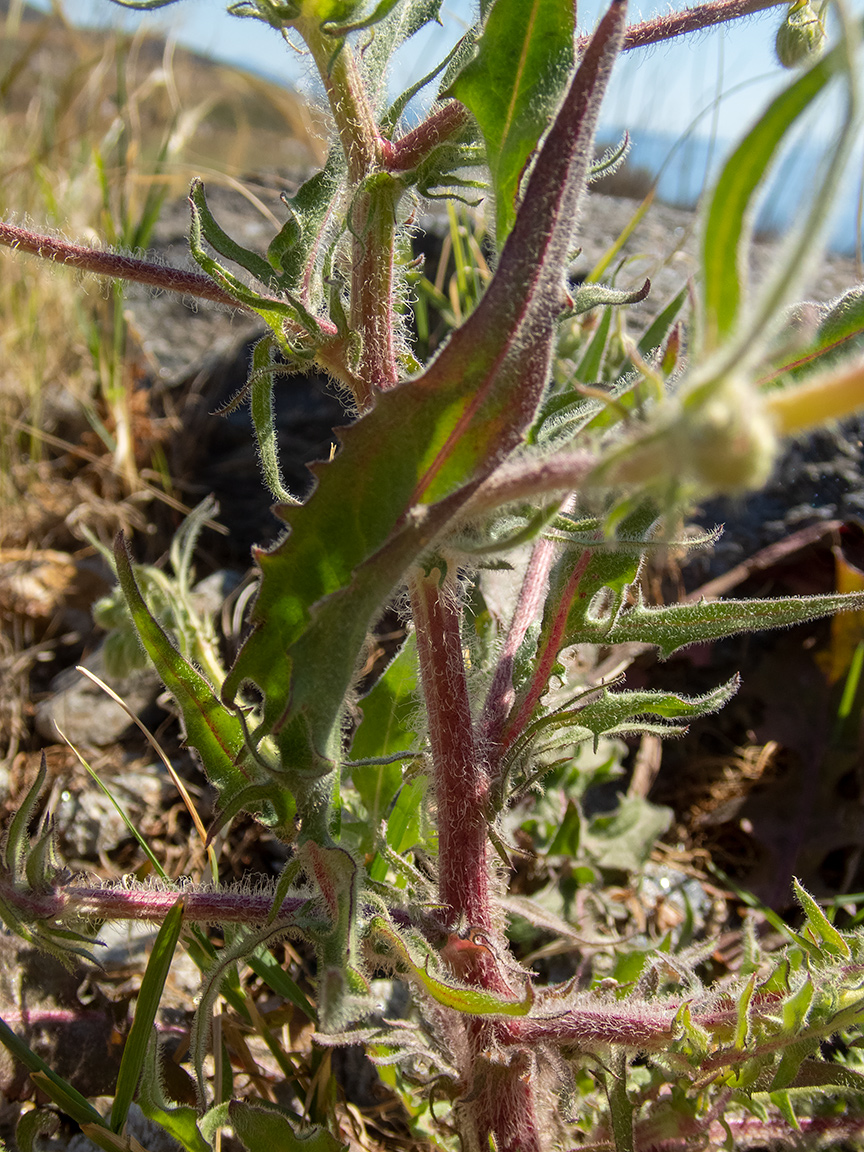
[223,4,628,770]
[568,589,864,656]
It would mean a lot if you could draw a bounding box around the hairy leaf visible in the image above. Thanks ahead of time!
[450,0,575,247]
[223,1,628,772]
[566,587,864,657]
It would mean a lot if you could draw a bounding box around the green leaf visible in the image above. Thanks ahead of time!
[229,1100,346,1152]
[248,946,316,1022]
[783,977,815,1033]
[369,917,535,1016]
[223,1,628,770]
[111,899,185,1133]
[16,1109,59,1152]
[189,179,281,292]
[548,800,581,857]
[0,1029,104,1127]
[138,1032,211,1152]
[386,775,427,855]
[187,184,321,348]
[582,795,673,874]
[267,154,343,305]
[350,636,418,825]
[529,679,740,753]
[568,588,864,657]
[114,536,289,827]
[249,335,300,504]
[4,753,47,881]
[343,0,442,108]
[574,307,613,383]
[701,33,856,351]
[450,0,575,247]
[568,279,650,318]
[792,878,851,959]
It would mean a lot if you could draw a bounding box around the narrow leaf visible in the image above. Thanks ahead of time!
[4,753,47,880]
[569,589,864,657]
[701,35,855,351]
[111,898,185,1133]
[0,1043,102,1127]
[793,877,851,958]
[569,279,650,317]
[114,536,279,819]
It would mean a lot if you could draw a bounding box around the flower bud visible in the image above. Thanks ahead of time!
[676,378,778,494]
[775,0,826,69]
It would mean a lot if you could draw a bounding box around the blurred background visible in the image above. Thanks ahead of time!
[22,0,864,255]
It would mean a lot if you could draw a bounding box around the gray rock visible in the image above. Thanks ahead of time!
[34,645,161,748]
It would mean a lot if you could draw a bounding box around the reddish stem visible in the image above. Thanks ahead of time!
[479,531,562,754]
[384,101,471,173]
[0,880,306,925]
[618,0,785,50]
[408,564,494,933]
[500,548,592,753]
[0,221,248,311]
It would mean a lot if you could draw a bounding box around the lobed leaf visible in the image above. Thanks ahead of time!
[223,1,629,771]
[566,587,864,658]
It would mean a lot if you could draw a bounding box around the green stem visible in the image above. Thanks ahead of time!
[604,1049,635,1152]
[297,23,398,403]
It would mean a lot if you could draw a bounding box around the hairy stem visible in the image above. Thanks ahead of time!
[0,221,252,311]
[479,531,562,753]
[348,176,401,402]
[408,564,493,933]
[384,101,471,173]
[617,0,785,50]
[0,881,306,926]
[297,24,398,402]
[500,548,592,752]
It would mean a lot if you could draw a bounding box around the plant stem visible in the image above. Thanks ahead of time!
[0,880,306,926]
[408,563,493,933]
[298,24,398,402]
[617,0,786,50]
[384,101,470,173]
[0,221,253,310]
[480,532,560,751]
[500,548,592,752]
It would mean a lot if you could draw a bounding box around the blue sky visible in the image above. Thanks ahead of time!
[26,0,864,251]
[29,0,831,142]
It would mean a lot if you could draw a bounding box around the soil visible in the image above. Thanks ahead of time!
[3,93,864,1148]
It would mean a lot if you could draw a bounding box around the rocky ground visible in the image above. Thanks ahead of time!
[2,156,864,1147]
